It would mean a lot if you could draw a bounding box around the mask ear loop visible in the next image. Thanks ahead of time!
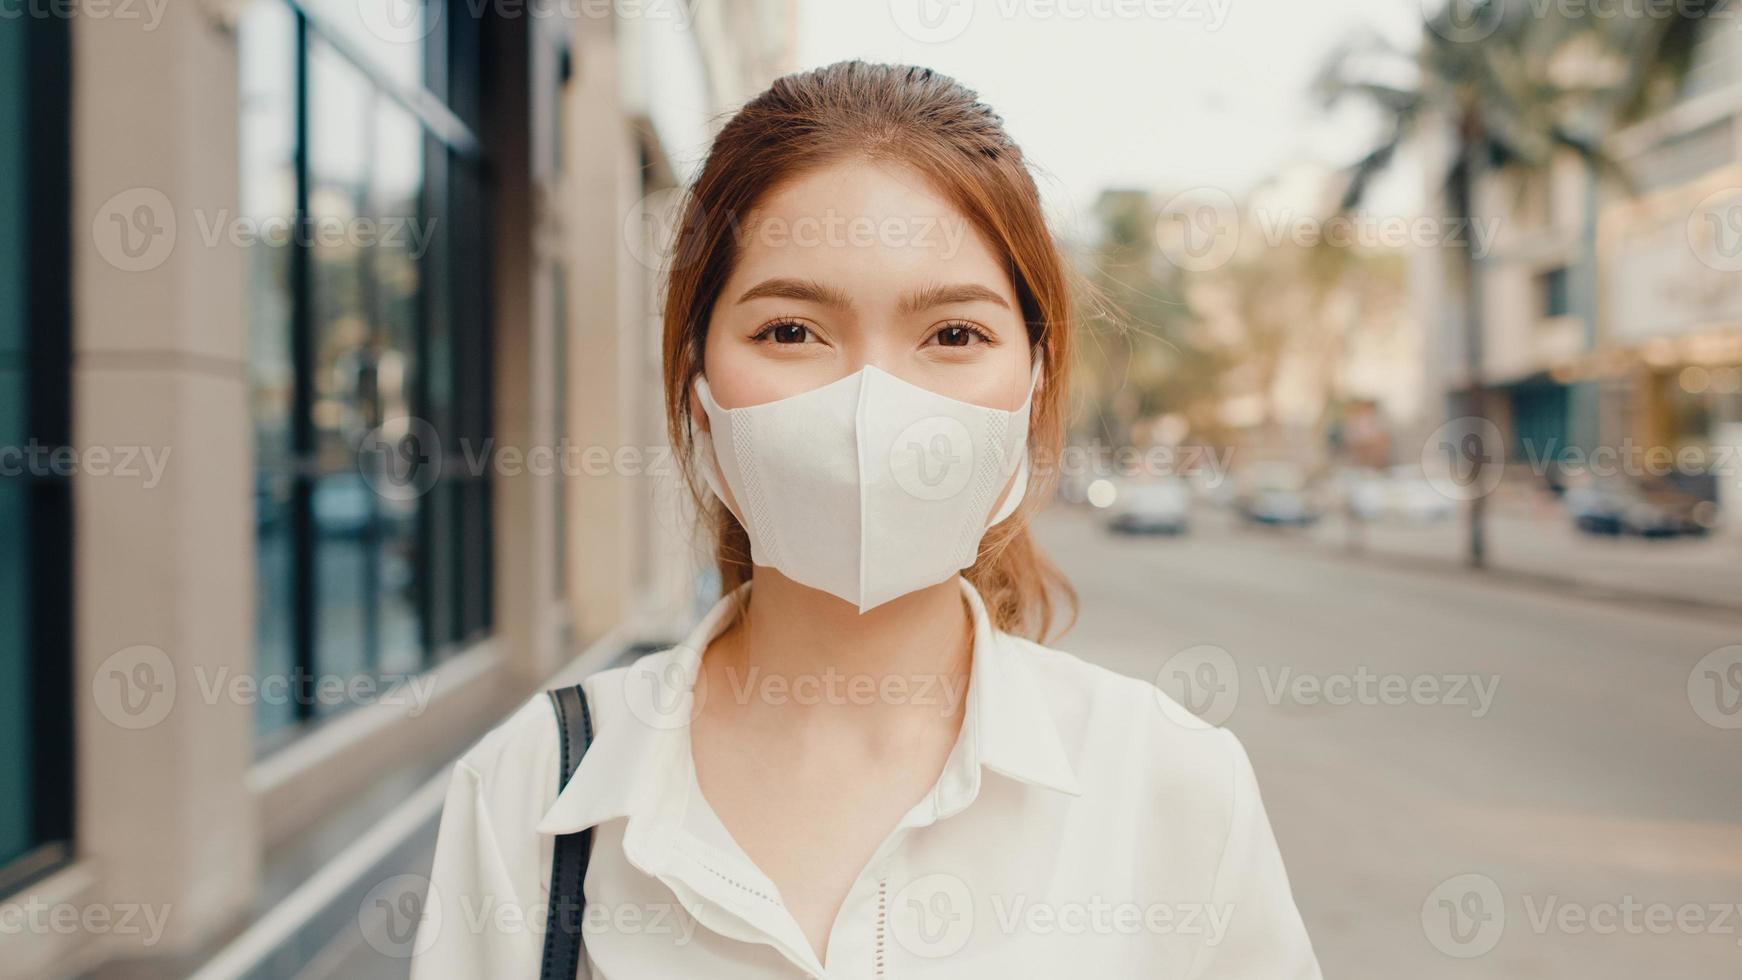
[986,358,1044,527]
[690,376,746,527]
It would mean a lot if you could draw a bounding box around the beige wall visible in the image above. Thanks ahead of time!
[65,0,258,966]
[1,5,795,977]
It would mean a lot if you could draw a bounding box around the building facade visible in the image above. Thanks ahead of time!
[1416,16,1742,520]
[0,1,793,977]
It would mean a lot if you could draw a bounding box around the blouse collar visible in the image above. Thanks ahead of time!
[537,574,1081,837]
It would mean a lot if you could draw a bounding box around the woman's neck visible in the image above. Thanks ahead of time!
[702,569,974,732]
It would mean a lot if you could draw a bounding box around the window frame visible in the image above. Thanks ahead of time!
[0,9,75,896]
[252,0,495,743]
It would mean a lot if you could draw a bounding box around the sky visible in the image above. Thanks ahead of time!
[792,0,1434,239]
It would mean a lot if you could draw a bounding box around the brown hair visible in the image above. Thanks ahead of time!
[660,60,1078,644]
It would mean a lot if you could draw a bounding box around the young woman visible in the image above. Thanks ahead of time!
[415,61,1320,979]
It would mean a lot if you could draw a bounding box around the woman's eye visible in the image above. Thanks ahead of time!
[931,322,989,348]
[754,320,812,344]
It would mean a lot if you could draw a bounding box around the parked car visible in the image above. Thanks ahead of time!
[1108,477,1192,535]
[1236,462,1320,527]
[1565,476,1719,537]
[1346,466,1456,523]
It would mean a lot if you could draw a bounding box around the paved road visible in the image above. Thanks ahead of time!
[1032,504,1742,978]
[1305,500,1742,613]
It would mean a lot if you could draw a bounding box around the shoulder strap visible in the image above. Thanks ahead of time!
[541,683,595,980]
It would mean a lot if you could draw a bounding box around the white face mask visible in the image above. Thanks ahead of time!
[692,360,1041,613]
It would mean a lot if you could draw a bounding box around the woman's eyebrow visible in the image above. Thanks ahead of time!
[734,277,855,310]
[734,277,1012,315]
[897,282,1010,316]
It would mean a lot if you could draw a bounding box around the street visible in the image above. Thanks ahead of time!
[1031,504,1742,978]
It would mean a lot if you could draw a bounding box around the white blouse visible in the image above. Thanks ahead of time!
[412,575,1321,979]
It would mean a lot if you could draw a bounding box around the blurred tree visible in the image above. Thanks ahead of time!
[1074,190,1231,453]
[1317,0,1725,567]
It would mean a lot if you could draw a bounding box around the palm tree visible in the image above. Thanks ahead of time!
[1316,0,1725,568]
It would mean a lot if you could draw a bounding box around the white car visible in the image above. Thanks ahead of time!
[1108,477,1192,535]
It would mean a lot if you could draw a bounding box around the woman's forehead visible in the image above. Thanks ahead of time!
[725,160,1015,304]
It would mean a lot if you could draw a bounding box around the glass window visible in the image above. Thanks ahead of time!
[241,0,299,737]
[0,12,73,891]
[1538,266,1570,319]
[242,0,491,741]
[299,0,425,91]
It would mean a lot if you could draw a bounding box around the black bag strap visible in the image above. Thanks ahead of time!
[541,683,595,980]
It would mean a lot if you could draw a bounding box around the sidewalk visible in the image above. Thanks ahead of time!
[1304,500,1742,612]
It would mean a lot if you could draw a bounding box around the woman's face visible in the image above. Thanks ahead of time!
[698,159,1035,418]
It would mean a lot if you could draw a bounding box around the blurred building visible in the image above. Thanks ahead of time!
[0,1,793,977]
[1601,21,1742,518]
[1416,16,1742,513]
